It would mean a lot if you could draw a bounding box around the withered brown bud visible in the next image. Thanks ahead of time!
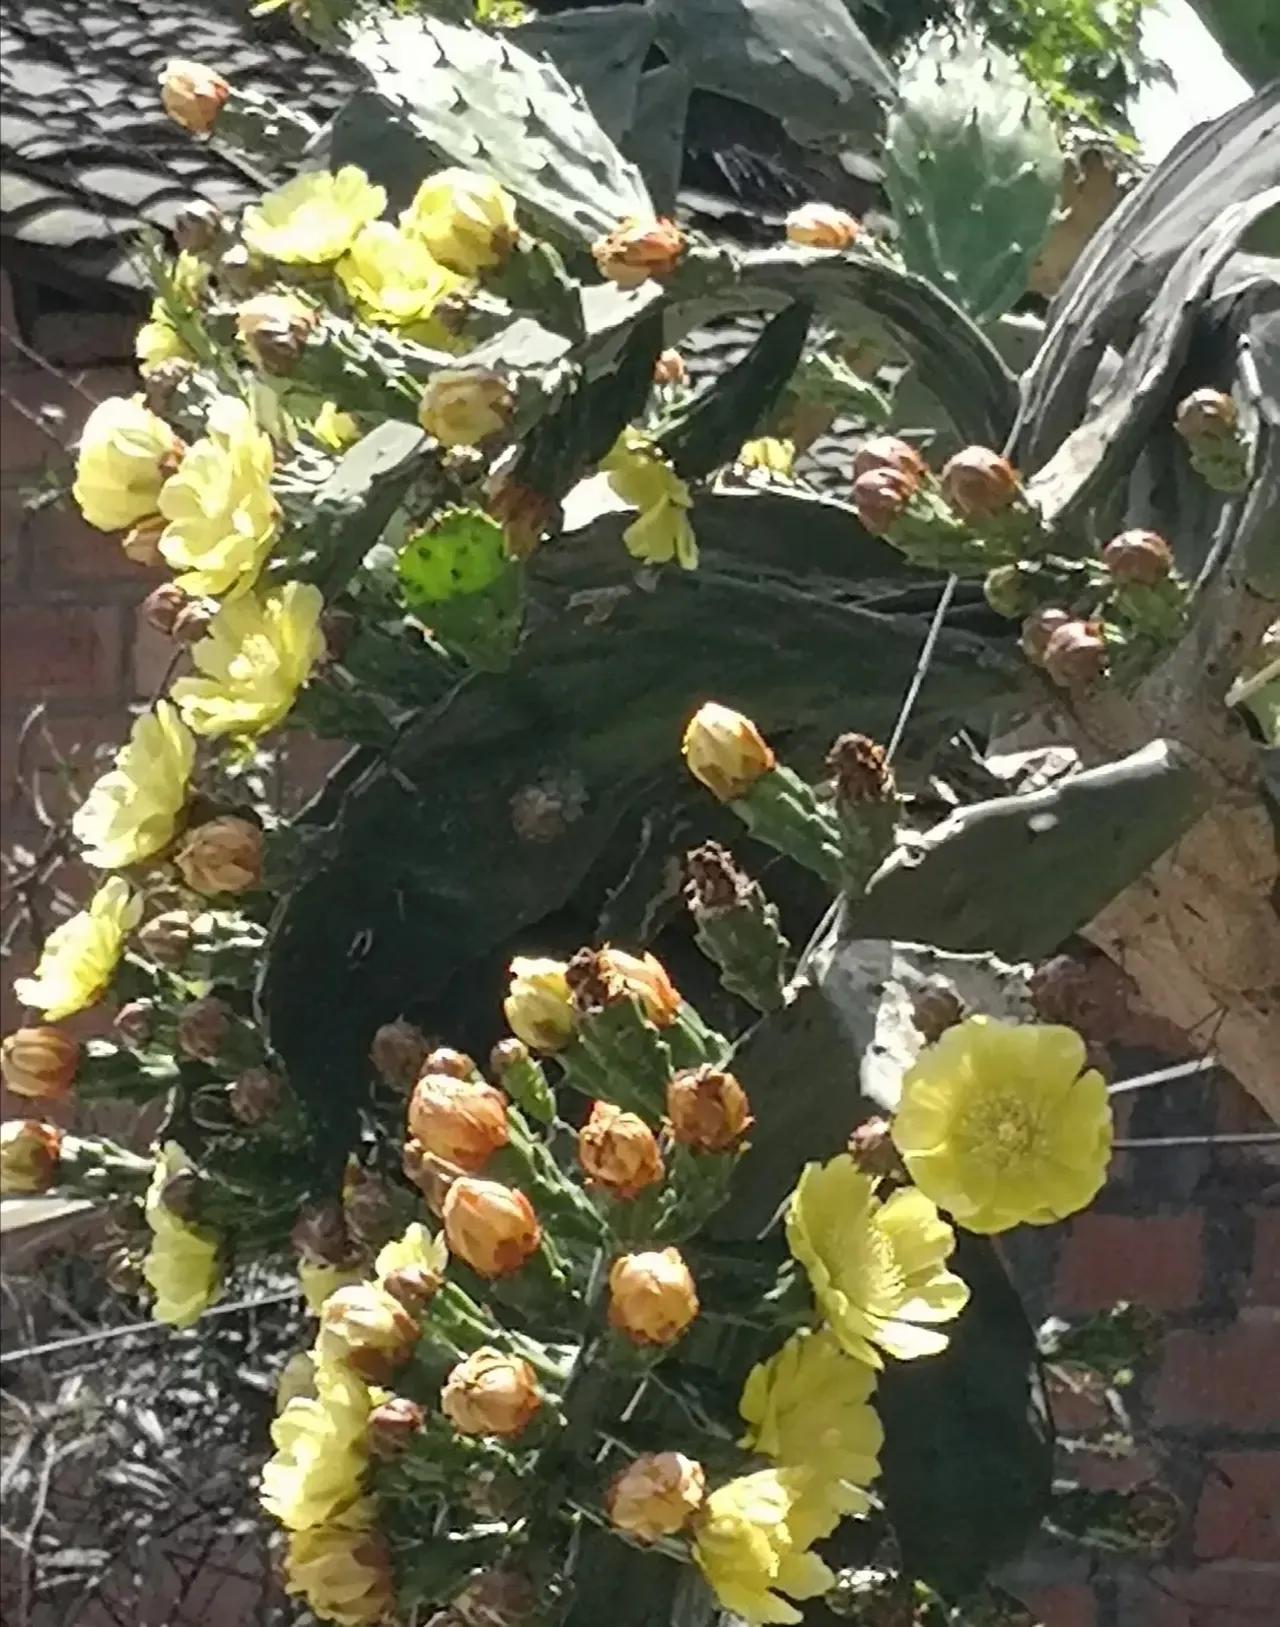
[122,515,165,567]
[176,815,262,896]
[177,995,232,1062]
[104,1248,144,1296]
[228,1066,284,1126]
[370,1019,430,1090]
[489,1037,530,1079]
[236,293,317,375]
[343,1162,397,1247]
[291,1202,354,1267]
[319,608,356,664]
[577,1101,665,1199]
[1101,529,1173,587]
[847,1115,902,1177]
[172,601,214,643]
[665,1065,754,1152]
[422,1047,478,1081]
[173,199,224,255]
[1043,619,1108,689]
[141,583,190,638]
[852,466,916,537]
[684,841,746,913]
[851,435,928,485]
[1175,388,1238,442]
[1020,606,1073,666]
[383,1264,442,1313]
[1029,953,1136,1046]
[401,1140,455,1215]
[366,1396,426,1459]
[911,983,965,1043]
[826,732,895,804]
[485,477,557,561]
[216,243,260,297]
[940,446,1022,519]
[142,357,194,417]
[137,910,194,967]
[114,999,157,1051]
[159,1167,201,1222]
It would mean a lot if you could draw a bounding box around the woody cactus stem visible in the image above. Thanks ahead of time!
[684,843,790,1013]
[826,733,900,896]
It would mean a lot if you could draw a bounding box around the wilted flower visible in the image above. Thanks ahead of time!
[607,1452,707,1543]
[284,1511,396,1627]
[317,1282,419,1382]
[503,957,576,1052]
[682,702,776,802]
[570,947,682,1026]
[852,466,916,536]
[592,216,684,288]
[485,476,557,560]
[171,581,325,737]
[1101,529,1173,586]
[441,1346,542,1438]
[229,1067,285,1126]
[577,1101,665,1199]
[142,1142,221,1327]
[141,582,191,637]
[73,701,195,870]
[369,1019,429,1089]
[1020,606,1073,665]
[602,428,697,568]
[666,1065,754,1153]
[175,815,263,895]
[408,1072,510,1172]
[940,447,1023,520]
[366,1395,426,1458]
[419,369,512,447]
[442,1177,542,1278]
[72,395,183,533]
[692,1468,838,1625]
[608,1247,699,1346]
[292,1203,355,1268]
[400,168,518,275]
[338,222,466,328]
[847,1115,901,1178]
[375,1221,448,1309]
[892,1017,1112,1234]
[173,198,223,254]
[1,1027,79,1101]
[159,60,230,135]
[177,995,231,1062]
[262,1358,375,1529]
[826,732,894,805]
[244,166,387,266]
[786,1154,968,1368]
[786,202,860,250]
[0,1120,63,1194]
[15,878,141,1021]
[1175,388,1238,441]
[851,436,927,485]
[1043,619,1108,689]
[235,292,318,373]
[137,909,194,967]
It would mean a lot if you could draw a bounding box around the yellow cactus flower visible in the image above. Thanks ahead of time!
[284,1508,396,1627]
[136,304,191,374]
[740,1329,882,1514]
[72,701,195,869]
[400,168,518,274]
[0,1120,63,1195]
[157,395,280,598]
[692,1468,838,1625]
[892,1017,1113,1234]
[503,957,576,1052]
[419,369,512,447]
[243,166,387,265]
[337,221,465,328]
[786,1153,969,1369]
[170,580,325,738]
[15,878,142,1021]
[738,437,796,480]
[142,1142,222,1328]
[261,1357,375,1530]
[72,395,183,533]
[300,1261,364,1315]
[310,401,361,451]
[602,428,697,569]
[682,702,776,802]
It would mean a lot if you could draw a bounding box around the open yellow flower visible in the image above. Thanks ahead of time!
[261,1357,375,1530]
[892,1017,1112,1234]
[15,878,141,1020]
[786,1154,968,1369]
[171,580,325,738]
[400,168,518,274]
[157,395,280,598]
[284,1504,395,1627]
[337,222,465,328]
[72,395,183,533]
[136,304,191,374]
[693,1468,838,1625]
[740,1329,882,1514]
[243,166,386,265]
[602,429,697,569]
[300,1261,364,1315]
[310,401,361,451]
[73,701,195,869]
[142,1142,222,1328]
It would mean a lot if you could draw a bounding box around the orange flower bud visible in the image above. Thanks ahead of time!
[665,1065,754,1153]
[785,202,860,251]
[606,1452,706,1543]
[940,447,1023,520]
[441,1346,542,1438]
[0,1120,63,1195]
[1043,620,1108,689]
[852,466,916,537]
[422,1047,477,1080]
[577,1101,665,1199]
[1,1027,79,1101]
[1020,607,1073,666]
[408,1072,510,1173]
[592,217,685,288]
[366,1395,426,1458]
[442,1177,542,1278]
[851,436,927,485]
[370,1019,429,1089]
[682,703,776,803]
[316,1282,419,1382]
[607,1247,699,1346]
[599,948,682,1027]
[176,816,263,896]
[654,349,687,387]
[159,60,231,136]
[1101,529,1173,587]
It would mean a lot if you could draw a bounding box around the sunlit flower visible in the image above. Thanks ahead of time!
[317,1282,419,1382]
[157,395,280,598]
[15,878,141,1021]
[692,1468,838,1625]
[608,1247,699,1347]
[0,1027,79,1101]
[0,1120,63,1195]
[142,1142,222,1328]
[503,957,576,1052]
[607,1452,706,1543]
[244,166,387,266]
[786,1154,968,1368]
[310,401,361,451]
[578,1101,664,1199]
[300,1261,363,1315]
[400,168,517,275]
[284,1507,395,1627]
[892,1018,1112,1234]
[682,703,775,802]
[374,1221,448,1309]
[170,581,325,738]
[442,1177,541,1278]
[337,222,464,328]
[441,1346,542,1438]
[603,429,696,568]
[72,396,183,533]
[262,1358,375,1530]
[175,815,262,895]
[72,701,195,869]
[408,1071,509,1172]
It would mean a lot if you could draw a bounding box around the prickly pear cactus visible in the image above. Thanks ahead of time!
[884,31,1064,323]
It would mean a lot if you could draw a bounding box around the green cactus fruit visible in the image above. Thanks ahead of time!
[884,32,1064,324]
[397,508,522,671]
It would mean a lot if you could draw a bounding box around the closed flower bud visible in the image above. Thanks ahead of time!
[291,1202,353,1267]
[1,1027,79,1101]
[490,1036,530,1077]
[114,999,156,1051]
[173,199,224,255]
[366,1395,426,1458]
[852,466,916,536]
[1101,529,1173,586]
[1175,388,1238,441]
[235,293,317,375]
[665,1065,753,1152]
[159,60,231,136]
[138,909,193,967]
[441,1346,542,1438]
[847,1115,902,1177]
[826,732,894,804]
[485,476,557,561]
[682,702,775,802]
[409,1073,509,1172]
[442,1177,541,1278]
[607,1451,706,1543]
[1020,606,1073,666]
[852,436,927,485]
[503,958,576,1053]
[785,202,860,250]
[173,599,215,644]
[1,1120,63,1194]
[653,349,687,387]
[142,582,192,638]
[419,370,513,448]
[176,815,262,896]
[422,1046,478,1080]
[317,1282,419,1381]
[608,1247,699,1346]
[592,216,685,288]
[370,1019,429,1089]
[176,995,232,1062]
[940,446,1023,519]
[1043,620,1108,689]
[684,840,747,912]
[911,983,965,1043]
[578,1101,665,1199]
[983,563,1038,620]
[228,1066,284,1126]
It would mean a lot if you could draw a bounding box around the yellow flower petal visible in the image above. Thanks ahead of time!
[73,702,195,869]
[244,166,387,265]
[14,878,141,1020]
[171,580,325,738]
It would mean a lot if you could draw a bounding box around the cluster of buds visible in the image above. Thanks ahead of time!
[1174,388,1250,492]
[1,1027,79,1101]
[591,216,685,288]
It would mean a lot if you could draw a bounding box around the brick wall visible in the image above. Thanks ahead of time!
[1,270,1277,1625]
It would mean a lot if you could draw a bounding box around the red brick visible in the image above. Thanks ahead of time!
[1132,1562,1280,1624]
[1248,1211,1280,1306]
[0,606,122,707]
[0,364,137,473]
[1047,1368,1113,1435]
[1057,1212,1204,1312]
[0,710,122,825]
[1018,1584,1097,1627]
[1068,1445,1162,1492]
[32,501,163,589]
[131,611,180,700]
[1196,1452,1280,1562]
[1152,1324,1280,1432]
